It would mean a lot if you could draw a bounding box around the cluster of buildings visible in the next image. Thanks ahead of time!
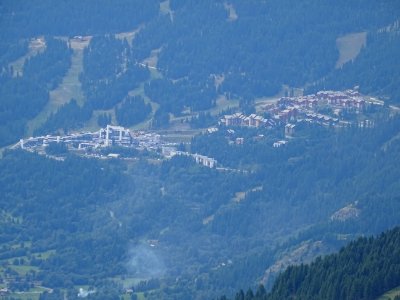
[161,148,217,168]
[17,125,161,153]
[273,140,288,148]
[275,89,376,128]
[273,89,370,126]
[278,89,366,110]
[218,89,380,148]
[220,90,372,132]
[316,90,366,110]
[220,113,276,128]
[277,89,367,116]
[179,152,217,168]
[12,89,379,163]
[0,288,9,296]
[14,125,219,168]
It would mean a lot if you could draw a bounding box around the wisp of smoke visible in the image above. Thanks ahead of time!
[126,244,166,278]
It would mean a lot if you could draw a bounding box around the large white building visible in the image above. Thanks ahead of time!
[99,125,132,146]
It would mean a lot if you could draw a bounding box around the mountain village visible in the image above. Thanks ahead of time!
[11,89,384,167]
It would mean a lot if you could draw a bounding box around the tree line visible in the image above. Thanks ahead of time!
[220,226,400,300]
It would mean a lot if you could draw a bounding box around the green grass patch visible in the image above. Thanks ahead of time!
[30,287,50,293]
[10,265,39,276]
[83,78,159,133]
[167,95,239,130]
[10,241,31,250]
[7,286,52,300]
[121,294,131,300]
[26,45,85,136]
[335,31,367,69]
[9,38,46,77]
[137,292,146,300]
[254,95,282,113]
[149,66,163,80]
[115,28,141,46]
[3,249,55,261]
[8,292,41,300]
[127,84,159,131]
[84,108,116,132]
[113,276,148,288]
[120,292,147,300]
[160,0,171,15]
[160,129,202,143]
[210,95,239,116]
[31,249,56,260]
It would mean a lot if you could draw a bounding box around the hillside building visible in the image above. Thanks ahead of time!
[220,113,270,128]
[100,125,132,146]
[285,124,296,138]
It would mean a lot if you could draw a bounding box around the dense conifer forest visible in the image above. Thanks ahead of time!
[222,227,400,300]
[1,0,399,144]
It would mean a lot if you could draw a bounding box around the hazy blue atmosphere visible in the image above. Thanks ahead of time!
[0,1,399,299]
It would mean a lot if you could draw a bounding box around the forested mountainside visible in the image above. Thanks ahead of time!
[1,1,400,299]
[0,0,160,37]
[1,0,399,146]
[0,38,72,146]
[1,116,400,299]
[223,227,400,300]
[308,25,400,104]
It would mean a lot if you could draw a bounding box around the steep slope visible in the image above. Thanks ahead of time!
[1,1,399,145]
[2,116,400,299]
[0,2,400,299]
[269,227,400,300]
[223,227,400,300]
[308,24,400,104]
